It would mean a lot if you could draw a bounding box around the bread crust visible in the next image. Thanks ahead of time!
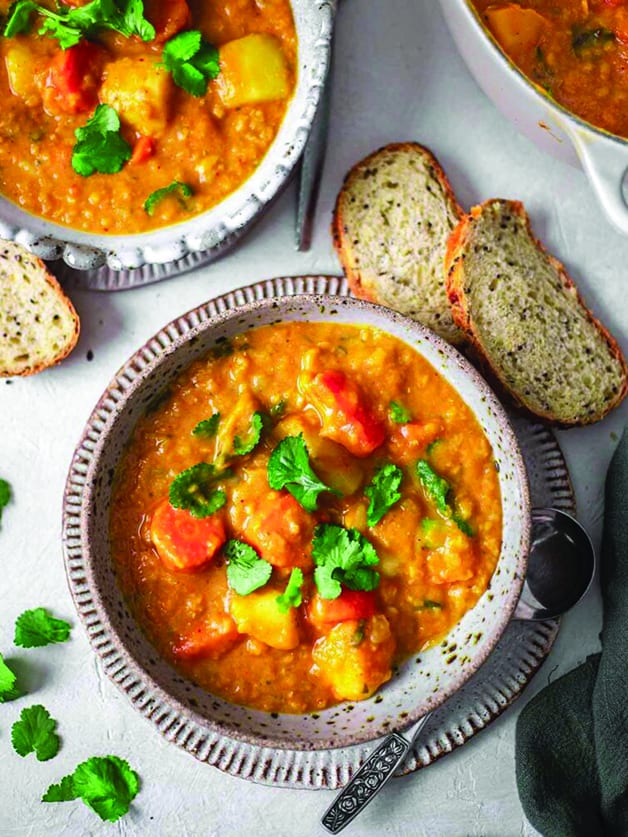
[0,244,80,377]
[445,200,628,426]
[332,142,464,331]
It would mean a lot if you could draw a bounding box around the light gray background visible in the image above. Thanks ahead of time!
[1,1,627,835]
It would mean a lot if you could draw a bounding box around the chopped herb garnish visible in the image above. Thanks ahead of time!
[420,600,443,610]
[312,524,380,600]
[15,608,71,648]
[572,27,615,55]
[233,411,264,456]
[169,462,226,518]
[388,401,411,424]
[351,619,366,646]
[143,181,193,216]
[276,568,304,613]
[417,461,474,536]
[43,755,140,823]
[192,413,220,439]
[421,518,439,535]
[270,400,287,418]
[225,539,272,596]
[0,477,11,524]
[161,30,220,96]
[0,653,20,703]
[12,705,60,761]
[426,438,442,456]
[71,105,132,177]
[453,515,474,537]
[364,463,402,527]
[267,435,339,512]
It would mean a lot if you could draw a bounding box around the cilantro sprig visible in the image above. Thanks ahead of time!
[364,463,402,526]
[267,435,339,512]
[312,524,380,600]
[0,477,11,524]
[43,755,140,823]
[15,607,71,648]
[225,539,272,596]
[169,462,226,518]
[72,105,132,177]
[4,0,155,49]
[416,460,473,536]
[388,401,411,424]
[161,30,220,96]
[233,411,264,457]
[12,705,60,761]
[0,653,20,703]
[143,181,193,216]
[192,413,220,439]
[276,568,304,614]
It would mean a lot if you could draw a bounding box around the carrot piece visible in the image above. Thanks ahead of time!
[43,42,105,116]
[150,499,226,572]
[484,4,546,55]
[172,613,239,660]
[130,135,156,165]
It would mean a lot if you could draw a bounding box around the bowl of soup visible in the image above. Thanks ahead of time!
[62,285,530,757]
[0,0,333,269]
[440,0,628,236]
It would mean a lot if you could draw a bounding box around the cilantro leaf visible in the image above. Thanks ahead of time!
[169,463,226,519]
[112,0,155,40]
[453,515,474,537]
[364,463,402,526]
[426,438,442,456]
[12,705,60,761]
[0,653,20,703]
[312,524,380,600]
[143,180,193,216]
[417,461,474,536]
[276,568,304,614]
[225,539,272,596]
[15,608,71,648]
[192,413,220,438]
[267,435,338,512]
[162,30,220,96]
[43,755,140,823]
[388,401,411,424]
[233,411,264,456]
[72,105,132,177]
[0,477,11,524]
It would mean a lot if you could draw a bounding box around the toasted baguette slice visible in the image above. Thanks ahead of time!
[446,200,627,425]
[332,143,465,344]
[0,241,79,377]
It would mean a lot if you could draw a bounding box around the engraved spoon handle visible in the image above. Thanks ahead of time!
[321,714,430,834]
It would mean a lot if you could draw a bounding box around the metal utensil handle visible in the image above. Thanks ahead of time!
[321,733,410,834]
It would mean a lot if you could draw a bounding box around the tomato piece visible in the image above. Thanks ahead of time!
[144,0,191,43]
[150,499,226,572]
[304,369,386,457]
[172,613,239,660]
[130,135,156,165]
[43,42,105,116]
[309,590,378,627]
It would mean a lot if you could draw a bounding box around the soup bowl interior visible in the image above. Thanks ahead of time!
[63,293,530,751]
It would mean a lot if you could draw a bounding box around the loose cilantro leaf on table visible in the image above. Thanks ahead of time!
[267,435,338,512]
[143,180,193,216]
[312,524,380,600]
[364,463,402,526]
[169,462,226,518]
[233,411,264,456]
[388,401,411,424]
[162,30,220,96]
[416,460,473,536]
[0,477,11,524]
[276,568,304,613]
[15,607,71,648]
[192,413,220,438]
[0,653,20,702]
[43,755,140,823]
[225,539,272,596]
[12,705,60,761]
[72,105,132,177]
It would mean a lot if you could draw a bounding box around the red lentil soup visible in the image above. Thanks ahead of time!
[110,323,503,714]
[0,0,296,233]
[472,1,628,138]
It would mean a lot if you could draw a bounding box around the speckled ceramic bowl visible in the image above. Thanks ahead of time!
[62,283,530,755]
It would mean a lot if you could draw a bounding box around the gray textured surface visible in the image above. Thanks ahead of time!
[1,0,627,834]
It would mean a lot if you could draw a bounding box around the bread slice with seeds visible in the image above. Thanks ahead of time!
[445,200,627,425]
[332,143,465,344]
[0,240,80,377]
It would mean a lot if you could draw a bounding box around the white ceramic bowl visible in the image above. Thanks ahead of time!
[0,1,334,271]
[440,0,628,235]
[62,287,530,756]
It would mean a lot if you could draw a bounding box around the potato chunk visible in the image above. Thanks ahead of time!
[217,34,290,108]
[4,43,42,105]
[312,615,395,701]
[484,5,546,56]
[426,526,476,584]
[99,57,173,136]
[230,589,300,650]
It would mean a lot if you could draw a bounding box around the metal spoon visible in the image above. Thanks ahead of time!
[321,508,595,834]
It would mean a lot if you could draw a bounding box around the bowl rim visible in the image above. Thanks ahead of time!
[460,0,628,148]
[62,282,531,752]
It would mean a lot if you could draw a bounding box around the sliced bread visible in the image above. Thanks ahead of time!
[0,240,80,377]
[445,200,627,425]
[332,143,465,344]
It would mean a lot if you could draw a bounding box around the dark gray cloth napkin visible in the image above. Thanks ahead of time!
[516,427,628,836]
